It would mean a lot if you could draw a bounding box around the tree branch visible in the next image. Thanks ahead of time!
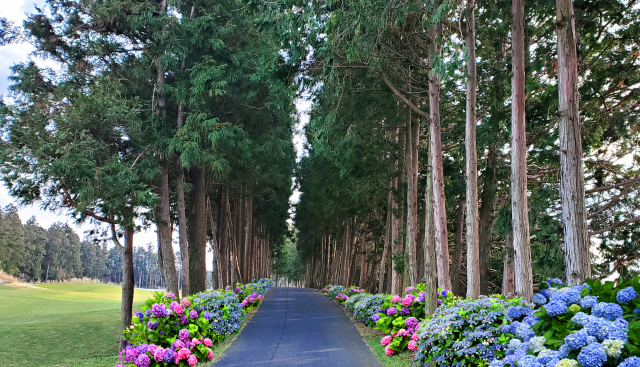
[590,216,640,236]
[110,223,126,254]
[61,187,116,224]
[598,253,640,280]
[586,174,640,193]
[379,72,430,120]
[588,177,639,219]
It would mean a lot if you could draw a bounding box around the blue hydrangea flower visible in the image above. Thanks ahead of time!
[571,311,591,326]
[545,358,560,367]
[558,344,571,359]
[523,316,540,326]
[580,296,598,309]
[508,306,524,319]
[565,329,588,350]
[587,336,598,344]
[516,323,535,341]
[545,300,568,317]
[617,286,638,304]
[577,342,607,367]
[537,349,558,364]
[593,302,623,320]
[529,336,546,353]
[619,356,640,367]
[519,355,543,367]
[507,338,523,352]
[532,293,547,305]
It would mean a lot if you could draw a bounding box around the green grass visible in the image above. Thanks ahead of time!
[0,283,153,367]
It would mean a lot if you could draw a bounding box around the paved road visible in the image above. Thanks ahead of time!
[211,287,383,367]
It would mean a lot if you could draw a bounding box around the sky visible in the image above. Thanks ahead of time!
[0,0,309,269]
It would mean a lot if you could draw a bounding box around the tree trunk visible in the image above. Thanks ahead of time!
[405,93,420,286]
[120,226,135,350]
[511,0,534,301]
[465,0,480,300]
[502,233,515,296]
[379,186,393,293]
[359,216,369,289]
[423,136,438,315]
[157,160,180,296]
[176,167,189,296]
[187,166,207,293]
[479,144,498,294]
[428,22,452,291]
[451,201,466,296]
[557,0,590,285]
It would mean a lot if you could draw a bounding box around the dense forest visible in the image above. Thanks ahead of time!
[292,0,640,310]
[0,206,167,288]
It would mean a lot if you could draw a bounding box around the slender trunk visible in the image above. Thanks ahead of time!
[511,0,533,301]
[557,0,590,285]
[176,167,189,296]
[423,135,438,315]
[502,233,515,296]
[379,187,393,293]
[405,90,420,286]
[465,0,480,299]
[244,191,253,281]
[479,145,498,294]
[187,166,207,293]
[219,188,229,287]
[157,161,180,296]
[120,227,135,350]
[451,201,466,296]
[359,216,369,288]
[428,22,452,291]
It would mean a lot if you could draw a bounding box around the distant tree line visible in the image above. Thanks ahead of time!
[0,206,165,288]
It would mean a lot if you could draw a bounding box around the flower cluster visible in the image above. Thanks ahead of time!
[490,277,640,367]
[414,296,527,366]
[327,285,346,299]
[117,278,273,367]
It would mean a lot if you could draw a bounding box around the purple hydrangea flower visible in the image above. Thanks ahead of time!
[135,354,151,367]
[165,292,176,300]
[180,315,188,325]
[190,310,198,319]
[151,303,167,318]
[147,321,158,330]
[371,314,381,323]
[134,312,144,321]
[405,317,419,329]
[178,329,190,342]
[387,307,397,316]
[163,349,175,362]
[401,306,411,315]
[203,311,211,319]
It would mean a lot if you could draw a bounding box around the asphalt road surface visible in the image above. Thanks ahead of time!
[211,287,383,367]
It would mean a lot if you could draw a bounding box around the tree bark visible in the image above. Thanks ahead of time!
[176,167,189,296]
[465,0,480,300]
[157,160,180,296]
[502,233,515,296]
[405,91,420,286]
[360,216,369,289]
[451,201,466,296]
[120,226,135,350]
[479,144,498,294]
[391,127,402,294]
[187,166,207,293]
[423,135,438,315]
[428,22,452,291]
[379,186,393,293]
[557,0,590,285]
[511,0,534,301]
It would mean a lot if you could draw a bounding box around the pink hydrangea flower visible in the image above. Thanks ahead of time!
[390,295,402,303]
[412,334,419,341]
[116,365,125,367]
[204,338,213,347]
[242,300,248,307]
[177,348,191,360]
[381,335,393,346]
[153,347,164,362]
[387,307,397,316]
[147,344,157,355]
[402,297,413,307]
[385,346,395,356]
[181,298,191,307]
[408,340,418,351]
[188,354,197,367]
[397,329,409,337]
[191,338,201,346]
[258,295,263,301]
[170,301,184,316]
[207,348,213,360]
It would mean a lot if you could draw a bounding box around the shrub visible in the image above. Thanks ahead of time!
[194,290,245,340]
[490,277,640,367]
[328,285,345,299]
[353,294,387,327]
[413,296,528,366]
[118,292,214,366]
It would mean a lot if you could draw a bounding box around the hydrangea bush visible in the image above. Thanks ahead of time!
[413,296,527,366]
[116,278,273,367]
[490,277,640,367]
[327,285,345,299]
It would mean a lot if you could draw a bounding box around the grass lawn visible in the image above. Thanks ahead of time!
[0,283,153,367]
